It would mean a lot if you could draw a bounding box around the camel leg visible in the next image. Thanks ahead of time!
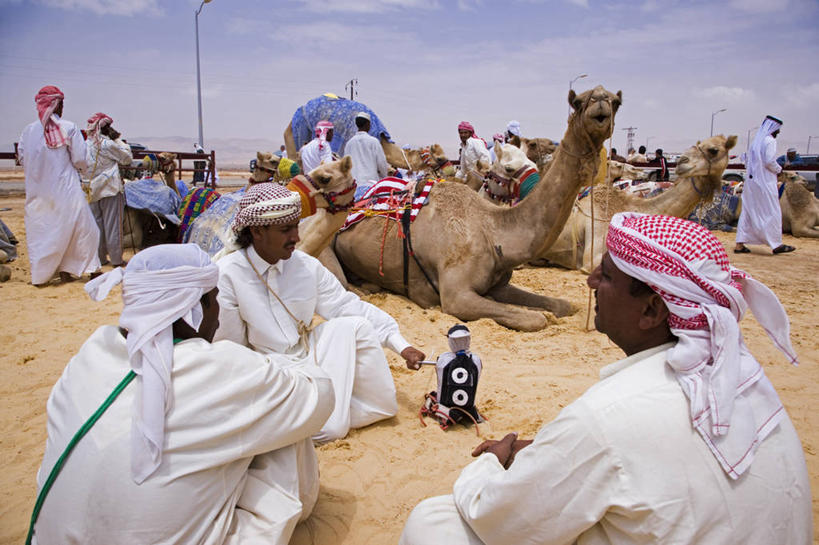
[791,221,819,238]
[439,277,550,332]
[486,283,576,317]
[317,246,349,288]
[284,123,299,166]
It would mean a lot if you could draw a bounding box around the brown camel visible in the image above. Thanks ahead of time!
[521,137,557,169]
[332,85,622,331]
[779,172,819,238]
[542,134,737,272]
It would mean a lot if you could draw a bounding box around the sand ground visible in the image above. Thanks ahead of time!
[1,193,817,544]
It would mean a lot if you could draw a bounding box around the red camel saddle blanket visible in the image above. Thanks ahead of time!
[341,177,438,231]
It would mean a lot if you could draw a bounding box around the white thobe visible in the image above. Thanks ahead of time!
[401,343,812,545]
[85,136,133,202]
[299,138,333,175]
[215,247,410,442]
[456,137,491,180]
[736,135,783,248]
[344,130,388,190]
[19,116,100,284]
[32,325,334,545]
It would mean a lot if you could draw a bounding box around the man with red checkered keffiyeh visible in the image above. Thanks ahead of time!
[18,85,101,285]
[401,212,810,545]
[215,182,426,444]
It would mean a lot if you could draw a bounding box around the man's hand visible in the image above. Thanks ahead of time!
[472,433,533,469]
[400,346,425,370]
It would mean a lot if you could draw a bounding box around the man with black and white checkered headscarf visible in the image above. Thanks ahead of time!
[216,182,426,443]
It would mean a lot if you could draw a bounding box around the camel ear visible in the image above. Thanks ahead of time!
[340,155,352,173]
[612,90,623,112]
[495,143,503,160]
[568,89,580,111]
[476,159,488,172]
[725,135,737,150]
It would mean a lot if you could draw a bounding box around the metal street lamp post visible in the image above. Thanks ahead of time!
[710,108,727,137]
[746,126,758,152]
[808,136,819,154]
[195,0,213,149]
[646,136,656,151]
[568,73,588,117]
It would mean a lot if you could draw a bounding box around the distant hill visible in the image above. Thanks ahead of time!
[128,136,281,170]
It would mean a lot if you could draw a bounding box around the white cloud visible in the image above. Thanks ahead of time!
[567,0,588,7]
[34,0,161,16]
[785,82,819,106]
[694,86,756,101]
[296,0,440,13]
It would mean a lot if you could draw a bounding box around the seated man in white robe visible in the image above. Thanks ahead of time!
[215,183,425,443]
[29,244,334,545]
[401,213,812,545]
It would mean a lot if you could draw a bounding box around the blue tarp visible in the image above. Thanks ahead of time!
[124,178,182,225]
[185,188,245,255]
[291,95,392,156]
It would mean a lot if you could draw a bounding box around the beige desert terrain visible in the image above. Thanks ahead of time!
[0,191,817,544]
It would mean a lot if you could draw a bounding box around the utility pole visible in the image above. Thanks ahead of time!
[345,78,358,101]
[621,126,637,152]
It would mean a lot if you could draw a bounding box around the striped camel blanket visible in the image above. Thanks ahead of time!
[341,177,437,231]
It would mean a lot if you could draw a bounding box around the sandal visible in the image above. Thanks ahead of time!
[772,245,795,254]
[733,247,751,254]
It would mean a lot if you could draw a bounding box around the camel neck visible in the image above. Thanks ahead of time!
[637,173,719,218]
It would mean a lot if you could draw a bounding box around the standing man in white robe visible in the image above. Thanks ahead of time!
[29,244,334,545]
[735,115,794,254]
[344,111,388,197]
[18,85,100,285]
[299,120,334,174]
[401,213,811,545]
[85,112,133,269]
[214,183,426,443]
[455,121,491,181]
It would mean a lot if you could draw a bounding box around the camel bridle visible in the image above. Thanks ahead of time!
[482,165,535,204]
[687,144,718,198]
[302,173,357,214]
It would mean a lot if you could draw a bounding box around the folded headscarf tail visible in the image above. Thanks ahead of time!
[35,85,67,149]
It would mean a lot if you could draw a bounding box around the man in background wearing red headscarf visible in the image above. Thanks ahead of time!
[455,121,490,182]
[18,85,100,285]
[298,120,335,175]
[401,212,810,545]
[85,112,133,269]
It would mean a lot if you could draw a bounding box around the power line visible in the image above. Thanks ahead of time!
[345,78,358,100]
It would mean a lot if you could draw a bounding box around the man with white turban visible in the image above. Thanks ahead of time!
[735,115,794,254]
[401,213,811,545]
[504,120,521,147]
[215,183,426,443]
[29,244,334,545]
[85,112,133,268]
[299,120,335,174]
[18,85,100,285]
[455,121,491,181]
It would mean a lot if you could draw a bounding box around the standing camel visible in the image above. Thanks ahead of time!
[541,134,737,272]
[333,86,622,331]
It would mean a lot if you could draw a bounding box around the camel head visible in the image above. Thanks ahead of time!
[674,134,737,178]
[567,86,622,148]
[493,143,537,177]
[778,170,809,189]
[608,160,646,181]
[521,137,556,166]
[157,152,177,176]
[299,156,357,214]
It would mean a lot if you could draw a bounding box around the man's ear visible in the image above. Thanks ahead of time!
[638,293,670,330]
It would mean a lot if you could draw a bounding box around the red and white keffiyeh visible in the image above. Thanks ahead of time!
[606,212,798,479]
[86,112,113,146]
[35,85,67,149]
[232,182,302,233]
[315,120,334,151]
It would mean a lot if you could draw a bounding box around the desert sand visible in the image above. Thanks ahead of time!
[1,192,817,544]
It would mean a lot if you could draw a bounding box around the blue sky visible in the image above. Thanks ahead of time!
[1,0,818,162]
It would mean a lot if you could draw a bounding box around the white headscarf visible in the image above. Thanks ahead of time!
[606,212,798,479]
[506,120,521,137]
[447,324,471,353]
[85,244,219,484]
[745,115,782,180]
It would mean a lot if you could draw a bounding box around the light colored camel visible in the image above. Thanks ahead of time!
[779,171,819,238]
[541,134,737,272]
[331,85,622,331]
[478,143,538,204]
[607,160,646,183]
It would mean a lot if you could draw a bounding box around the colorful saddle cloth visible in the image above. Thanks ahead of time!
[291,94,393,156]
[177,187,221,243]
[185,188,245,255]
[341,177,436,231]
